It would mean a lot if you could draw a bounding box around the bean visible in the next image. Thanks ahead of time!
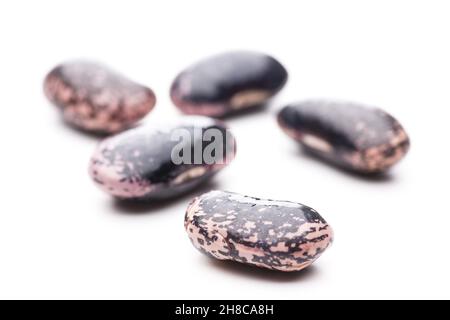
[44,60,156,133]
[89,116,236,200]
[171,51,288,117]
[185,190,333,272]
[278,100,410,173]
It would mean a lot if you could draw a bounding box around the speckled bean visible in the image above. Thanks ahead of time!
[171,51,288,117]
[185,190,333,272]
[44,60,156,134]
[89,117,236,200]
[278,100,410,173]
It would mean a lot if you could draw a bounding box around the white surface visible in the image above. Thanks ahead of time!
[0,0,449,300]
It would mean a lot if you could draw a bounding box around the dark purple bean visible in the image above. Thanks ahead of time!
[44,60,156,134]
[185,190,333,272]
[278,100,410,173]
[89,116,236,200]
[171,51,288,117]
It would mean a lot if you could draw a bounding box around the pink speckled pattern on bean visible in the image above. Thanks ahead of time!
[278,100,410,173]
[44,60,156,134]
[170,51,288,117]
[185,190,333,272]
[89,117,236,200]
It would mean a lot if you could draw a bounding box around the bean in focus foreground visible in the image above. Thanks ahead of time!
[185,190,333,272]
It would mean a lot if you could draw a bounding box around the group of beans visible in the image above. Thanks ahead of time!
[44,51,410,272]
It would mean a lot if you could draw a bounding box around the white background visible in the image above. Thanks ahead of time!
[0,0,449,299]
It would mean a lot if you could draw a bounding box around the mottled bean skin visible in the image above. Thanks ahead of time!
[185,190,333,272]
[44,60,156,134]
[171,51,288,117]
[278,100,410,173]
[89,117,236,200]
